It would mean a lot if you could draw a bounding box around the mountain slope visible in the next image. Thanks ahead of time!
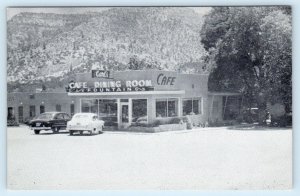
[7,7,206,90]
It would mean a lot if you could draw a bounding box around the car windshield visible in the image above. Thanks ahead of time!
[37,113,54,120]
[73,114,92,120]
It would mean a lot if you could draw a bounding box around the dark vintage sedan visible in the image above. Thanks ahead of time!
[29,112,71,134]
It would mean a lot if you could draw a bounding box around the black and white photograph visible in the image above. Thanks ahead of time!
[6,6,292,190]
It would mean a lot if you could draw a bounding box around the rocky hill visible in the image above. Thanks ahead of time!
[7,7,207,91]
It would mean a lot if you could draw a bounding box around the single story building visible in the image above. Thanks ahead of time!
[7,70,241,128]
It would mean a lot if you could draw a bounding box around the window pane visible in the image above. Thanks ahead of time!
[81,99,98,113]
[132,99,147,123]
[193,99,199,114]
[91,99,98,114]
[168,98,178,117]
[81,99,91,113]
[121,105,129,123]
[183,99,193,116]
[156,99,167,117]
[120,99,128,102]
[99,99,117,126]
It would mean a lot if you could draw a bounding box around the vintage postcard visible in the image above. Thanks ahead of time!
[7,6,292,190]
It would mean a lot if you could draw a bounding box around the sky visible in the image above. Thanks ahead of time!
[6,7,211,20]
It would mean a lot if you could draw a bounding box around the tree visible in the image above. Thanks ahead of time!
[200,7,292,123]
[128,55,139,70]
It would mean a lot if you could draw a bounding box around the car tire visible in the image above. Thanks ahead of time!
[98,126,103,134]
[90,131,93,136]
[69,131,73,136]
[80,131,83,135]
[34,130,40,134]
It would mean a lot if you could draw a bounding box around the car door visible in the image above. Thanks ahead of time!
[63,113,71,125]
[53,113,65,129]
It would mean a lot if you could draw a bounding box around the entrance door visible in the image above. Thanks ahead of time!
[120,103,129,128]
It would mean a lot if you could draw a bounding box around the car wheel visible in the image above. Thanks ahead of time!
[98,126,103,134]
[80,131,83,135]
[69,131,73,136]
[90,131,93,136]
[34,130,40,134]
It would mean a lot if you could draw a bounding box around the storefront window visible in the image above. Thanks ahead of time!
[156,99,167,117]
[132,99,147,123]
[193,99,200,114]
[183,99,193,115]
[183,98,202,116]
[81,99,117,126]
[91,99,98,114]
[81,99,98,113]
[81,100,90,113]
[156,98,178,118]
[168,98,178,117]
[99,99,117,126]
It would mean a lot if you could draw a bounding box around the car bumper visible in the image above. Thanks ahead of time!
[67,127,92,131]
[31,127,52,130]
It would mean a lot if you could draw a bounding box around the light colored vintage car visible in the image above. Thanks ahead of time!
[67,113,104,135]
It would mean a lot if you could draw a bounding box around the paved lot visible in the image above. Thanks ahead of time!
[7,125,292,190]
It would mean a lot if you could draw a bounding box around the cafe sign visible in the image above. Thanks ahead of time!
[66,80,154,93]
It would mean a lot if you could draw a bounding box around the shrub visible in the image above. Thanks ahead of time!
[170,117,183,124]
[181,116,192,129]
[153,120,163,127]
[7,119,19,126]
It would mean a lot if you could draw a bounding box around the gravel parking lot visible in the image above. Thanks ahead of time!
[7,125,292,190]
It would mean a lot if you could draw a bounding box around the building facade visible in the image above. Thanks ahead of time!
[7,70,240,127]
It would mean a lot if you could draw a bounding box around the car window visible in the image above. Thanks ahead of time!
[55,113,64,120]
[73,114,91,120]
[36,113,54,120]
[63,114,70,119]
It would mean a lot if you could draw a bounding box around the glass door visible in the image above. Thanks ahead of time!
[121,104,129,123]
